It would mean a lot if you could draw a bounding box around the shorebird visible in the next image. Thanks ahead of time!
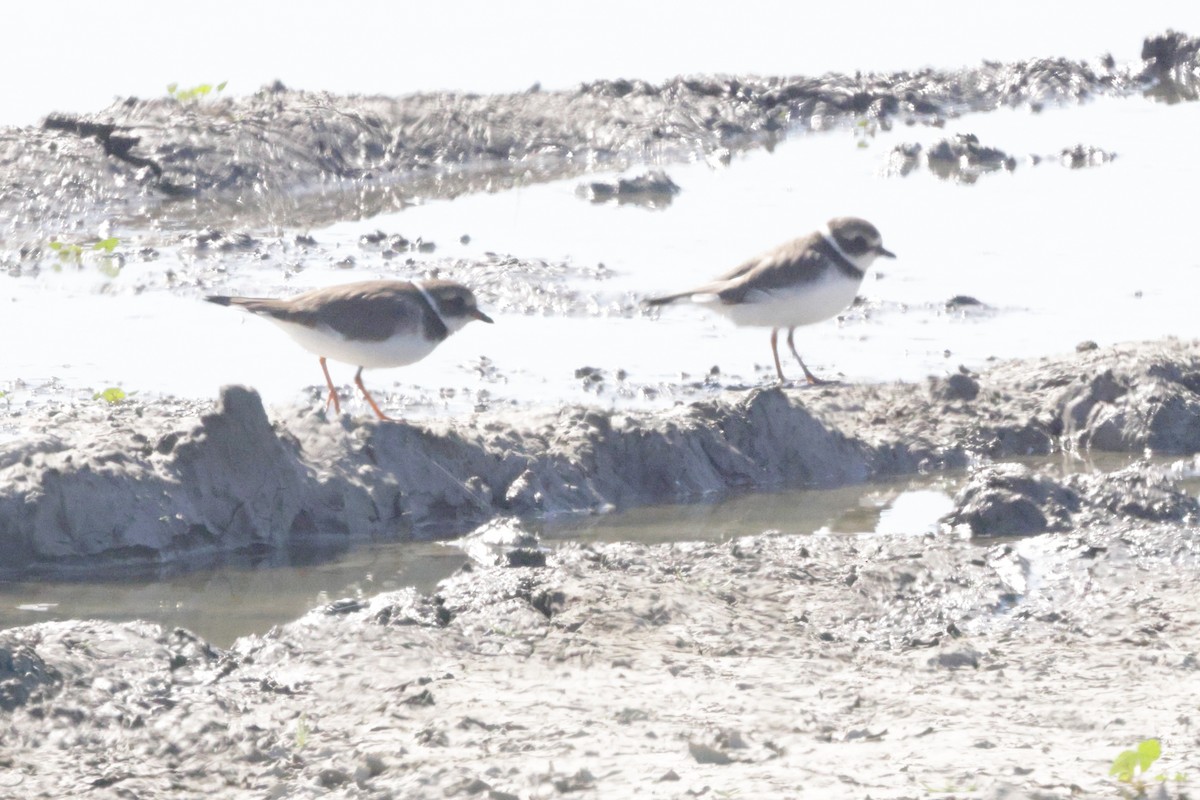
[646,217,894,383]
[207,279,493,420]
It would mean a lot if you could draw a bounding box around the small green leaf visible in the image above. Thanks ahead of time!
[216,80,228,91]
[93,237,119,253]
[167,82,178,95]
[1137,739,1162,771]
[49,240,63,251]
[1110,750,1138,783]
[93,387,127,404]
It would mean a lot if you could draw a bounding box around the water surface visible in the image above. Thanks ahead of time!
[0,478,957,646]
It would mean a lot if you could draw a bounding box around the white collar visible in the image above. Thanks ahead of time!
[822,225,856,265]
[413,281,447,328]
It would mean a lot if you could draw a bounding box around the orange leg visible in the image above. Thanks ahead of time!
[769,328,786,383]
[785,327,827,385]
[354,367,395,422]
[319,357,341,414]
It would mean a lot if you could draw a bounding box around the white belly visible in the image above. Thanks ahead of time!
[268,319,439,368]
[696,273,862,329]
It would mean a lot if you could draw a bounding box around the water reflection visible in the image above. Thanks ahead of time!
[2,447,1185,647]
[0,541,466,648]
[0,478,956,647]
[533,479,957,543]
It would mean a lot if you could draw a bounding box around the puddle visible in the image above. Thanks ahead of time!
[534,478,958,544]
[0,542,466,649]
[1,446,1190,646]
[0,477,958,646]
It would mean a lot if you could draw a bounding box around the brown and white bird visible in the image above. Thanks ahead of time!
[646,216,894,384]
[206,279,493,420]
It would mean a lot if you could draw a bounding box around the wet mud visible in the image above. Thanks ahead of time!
[3,339,1200,572]
[3,30,1200,799]
[2,505,1198,798]
[2,32,1195,250]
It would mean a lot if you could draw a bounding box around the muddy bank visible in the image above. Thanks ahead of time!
[2,32,1195,247]
[2,508,1197,798]
[3,339,1200,574]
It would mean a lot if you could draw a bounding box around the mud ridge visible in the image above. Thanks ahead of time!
[3,339,1200,573]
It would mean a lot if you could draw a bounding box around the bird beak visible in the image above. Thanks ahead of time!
[472,309,495,324]
[877,246,896,259]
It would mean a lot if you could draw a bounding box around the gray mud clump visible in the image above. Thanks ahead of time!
[577,169,682,208]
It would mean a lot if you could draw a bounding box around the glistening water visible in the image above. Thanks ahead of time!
[4,96,1199,416]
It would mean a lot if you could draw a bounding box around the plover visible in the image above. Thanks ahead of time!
[646,217,894,384]
[206,279,493,420]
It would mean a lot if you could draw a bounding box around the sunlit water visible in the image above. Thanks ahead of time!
[5,95,1200,415]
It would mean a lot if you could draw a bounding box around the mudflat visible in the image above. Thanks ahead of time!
[2,31,1200,800]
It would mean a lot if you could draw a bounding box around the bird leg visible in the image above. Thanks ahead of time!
[769,328,786,383]
[354,367,395,421]
[319,357,342,414]
[786,327,828,385]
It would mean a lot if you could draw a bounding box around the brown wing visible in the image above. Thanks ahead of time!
[710,232,834,304]
[214,280,448,342]
[646,233,828,306]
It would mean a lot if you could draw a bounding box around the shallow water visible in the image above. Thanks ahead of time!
[6,94,1200,419]
[0,477,957,647]
[0,542,465,648]
[7,447,1186,646]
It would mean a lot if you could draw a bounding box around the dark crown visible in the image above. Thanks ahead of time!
[828,217,883,256]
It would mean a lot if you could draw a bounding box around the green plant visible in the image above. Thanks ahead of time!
[1110,739,1186,797]
[48,240,84,264]
[93,387,128,404]
[921,783,978,794]
[167,81,227,102]
[48,237,121,267]
[853,117,876,149]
